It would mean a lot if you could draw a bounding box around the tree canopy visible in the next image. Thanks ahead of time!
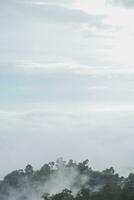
[0,158,134,200]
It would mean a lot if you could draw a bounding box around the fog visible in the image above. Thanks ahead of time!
[1,0,134,190]
[1,158,89,200]
[0,104,134,180]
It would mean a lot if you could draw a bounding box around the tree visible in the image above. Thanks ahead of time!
[92,184,121,200]
[51,189,74,200]
[41,192,50,200]
[67,160,76,168]
[78,160,89,173]
[4,170,24,188]
[49,162,55,170]
[25,164,34,176]
[40,164,50,176]
[76,188,91,200]
[120,173,134,200]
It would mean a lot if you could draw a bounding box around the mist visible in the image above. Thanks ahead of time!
[0,158,90,200]
[1,0,134,199]
[0,104,134,180]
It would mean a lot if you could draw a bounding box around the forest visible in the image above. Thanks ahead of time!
[0,158,134,200]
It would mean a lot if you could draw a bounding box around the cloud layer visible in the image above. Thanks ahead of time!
[108,0,134,8]
[1,0,134,179]
[1,104,134,179]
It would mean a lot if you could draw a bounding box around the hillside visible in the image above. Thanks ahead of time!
[0,158,134,200]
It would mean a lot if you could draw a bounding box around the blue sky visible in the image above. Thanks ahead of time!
[1,0,134,178]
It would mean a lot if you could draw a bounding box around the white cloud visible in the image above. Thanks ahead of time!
[88,86,108,90]
[1,103,134,115]
[1,103,134,178]
[17,1,105,28]
[108,0,134,8]
[73,0,107,15]
[1,0,134,179]
[16,61,134,76]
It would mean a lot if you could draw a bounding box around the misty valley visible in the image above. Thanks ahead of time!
[0,158,134,200]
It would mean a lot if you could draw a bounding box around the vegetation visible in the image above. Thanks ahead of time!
[0,158,134,199]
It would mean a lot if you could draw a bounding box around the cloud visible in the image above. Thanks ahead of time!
[1,0,109,30]
[107,0,134,8]
[0,59,133,77]
[26,3,105,28]
[88,86,108,90]
[17,61,134,76]
[1,103,134,179]
[24,0,71,4]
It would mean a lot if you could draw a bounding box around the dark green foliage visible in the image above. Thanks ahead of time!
[40,164,50,176]
[4,169,24,188]
[67,160,77,168]
[25,164,33,176]
[76,188,91,200]
[91,184,121,200]
[0,158,134,200]
[77,160,89,174]
[41,192,50,200]
[51,189,74,200]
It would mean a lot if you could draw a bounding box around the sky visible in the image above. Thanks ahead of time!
[1,0,134,178]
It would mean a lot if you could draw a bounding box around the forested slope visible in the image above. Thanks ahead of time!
[0,158,134,200]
